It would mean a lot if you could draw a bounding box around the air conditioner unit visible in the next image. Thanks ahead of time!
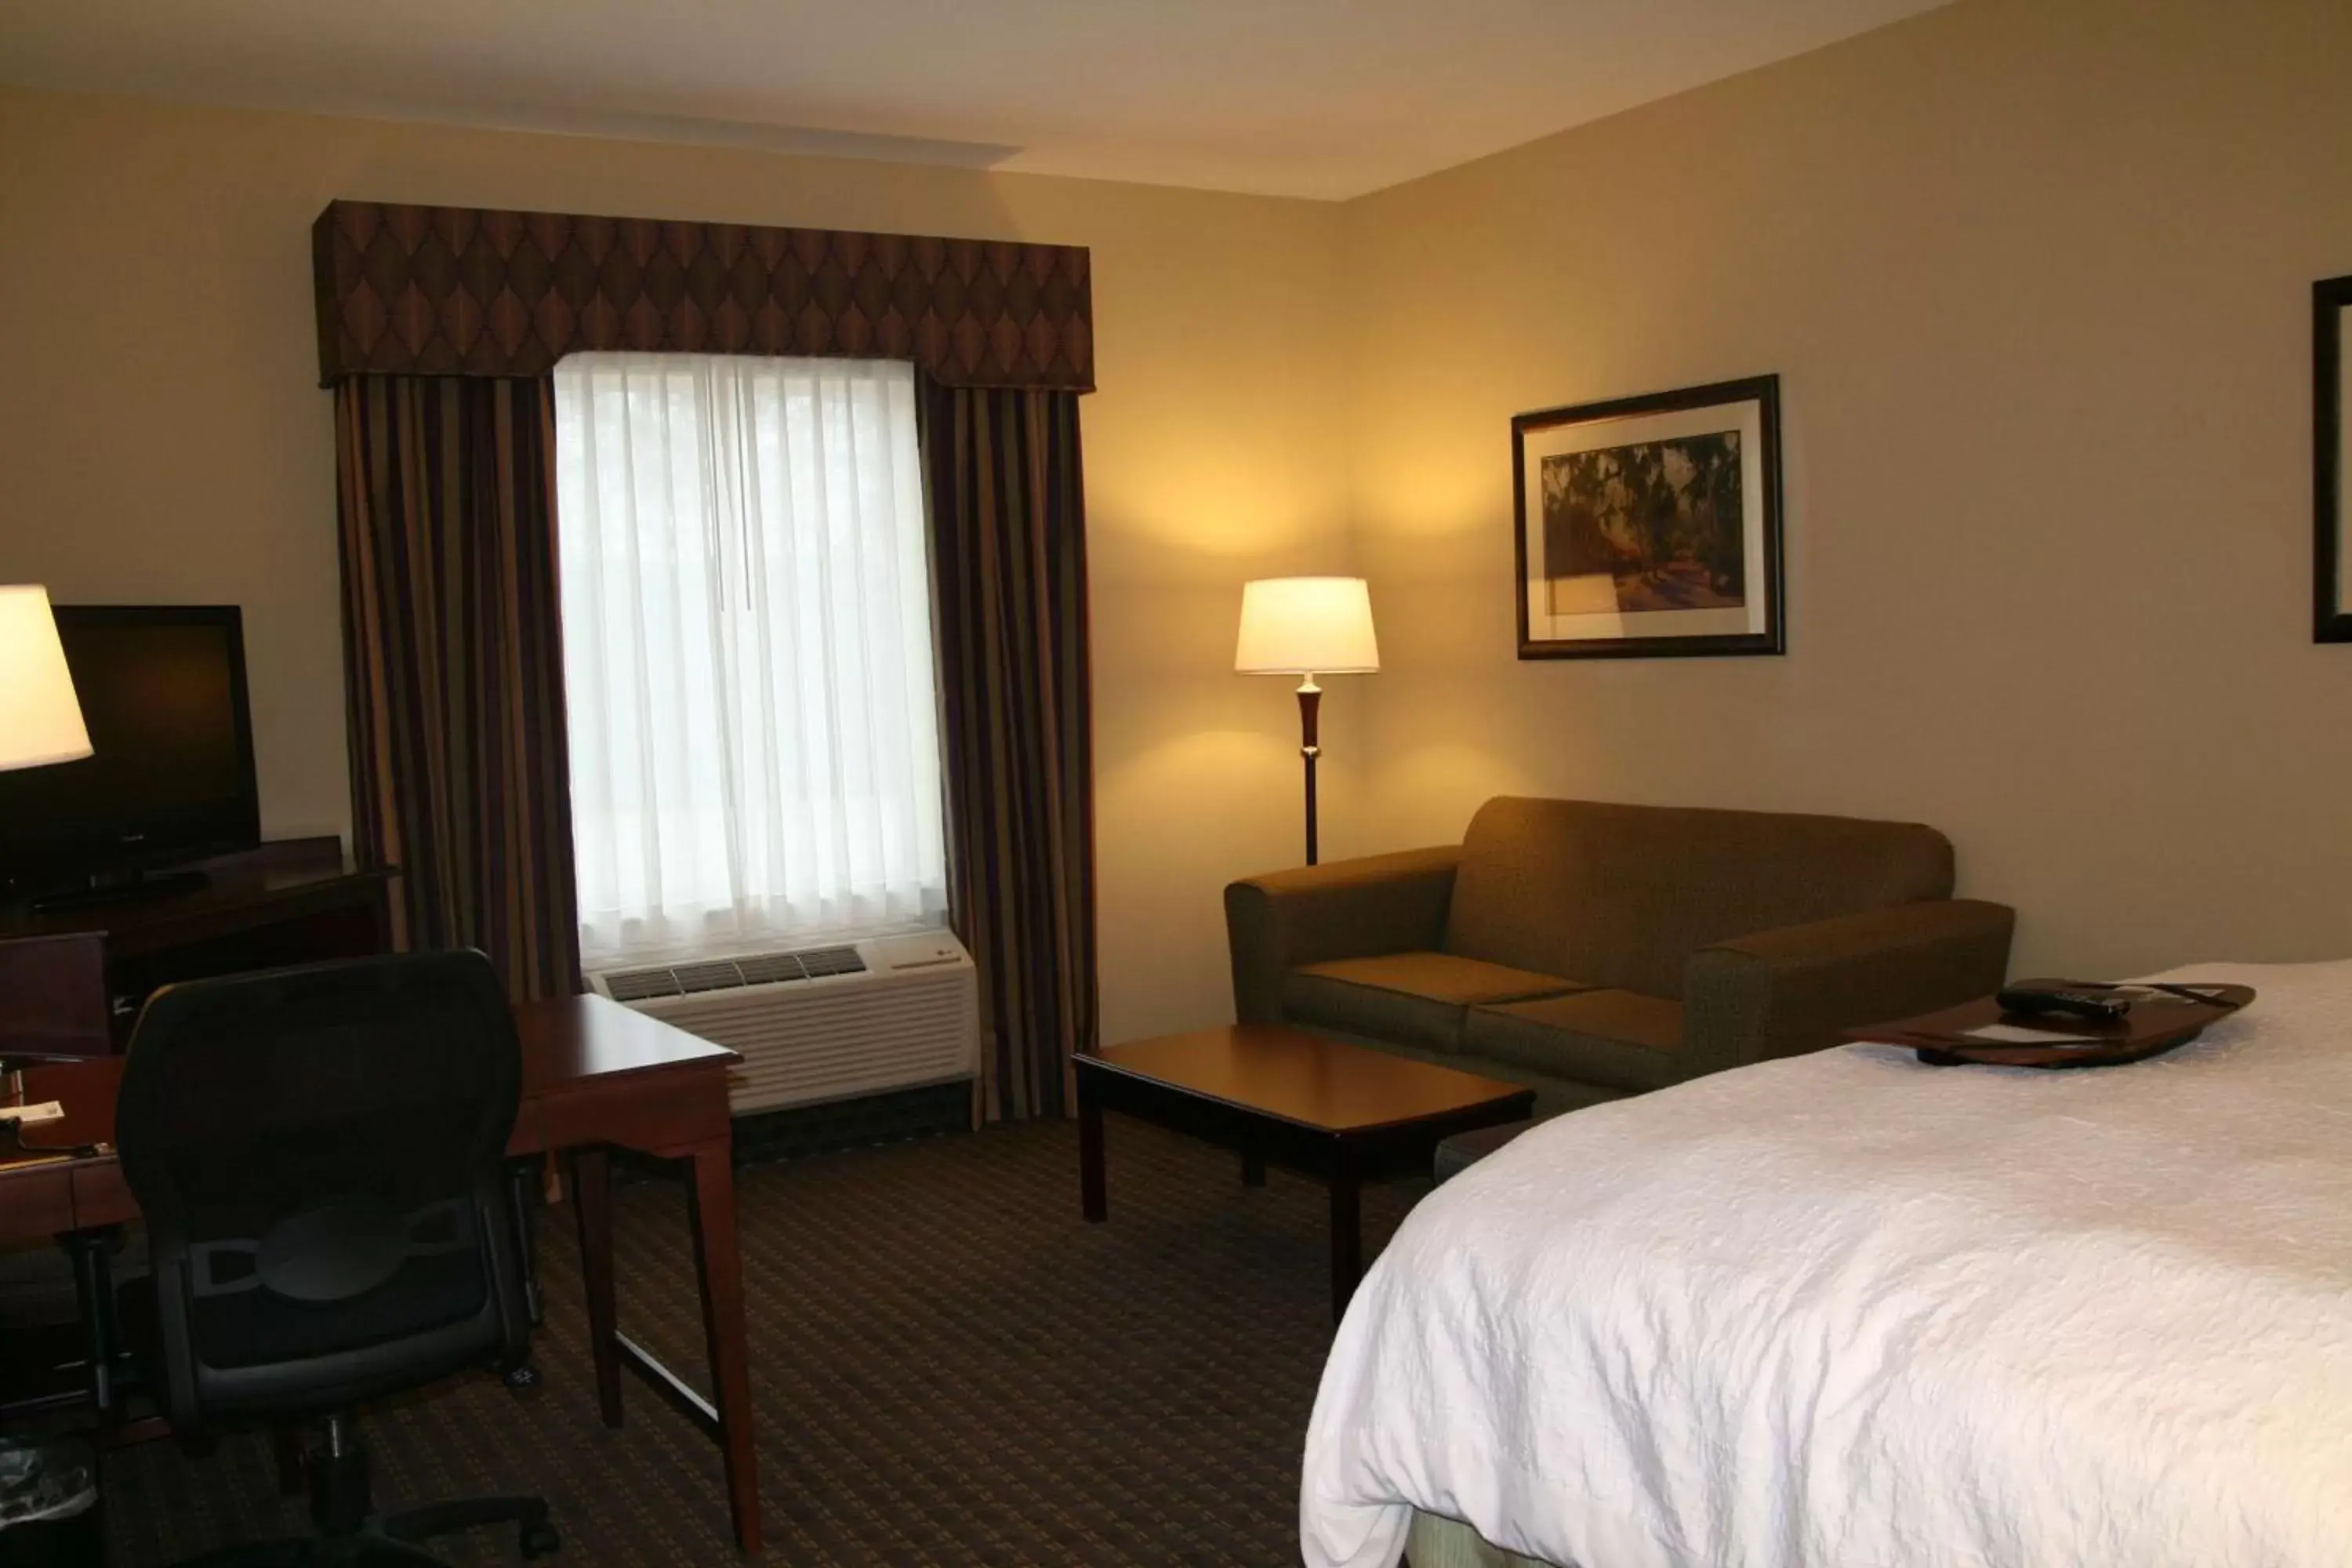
[586,931,980,1118]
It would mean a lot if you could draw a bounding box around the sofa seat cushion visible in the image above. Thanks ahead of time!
[1466,989,1685,1093]
[1283,953,1585,1053]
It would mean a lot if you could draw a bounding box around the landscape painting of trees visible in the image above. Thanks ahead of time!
[1512,374,1782,659]
[1541,431,1744,613]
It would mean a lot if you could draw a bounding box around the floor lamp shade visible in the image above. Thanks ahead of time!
[1235,577,1377,867]
[1233,577,1380,676]
[0,586,91,771]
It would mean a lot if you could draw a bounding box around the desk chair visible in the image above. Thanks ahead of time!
[117,950,560,1564]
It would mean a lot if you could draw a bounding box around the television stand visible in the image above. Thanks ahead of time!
[27,866,211,915]
[0,838,394,1052]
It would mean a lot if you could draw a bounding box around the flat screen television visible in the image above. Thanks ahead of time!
[0,605,261,901]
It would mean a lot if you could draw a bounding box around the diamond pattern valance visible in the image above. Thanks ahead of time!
[312,201,1094,391]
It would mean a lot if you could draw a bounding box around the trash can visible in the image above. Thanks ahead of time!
[0,1436,100,1568]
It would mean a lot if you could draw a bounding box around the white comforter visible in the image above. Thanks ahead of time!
[1300,960,2352,1568]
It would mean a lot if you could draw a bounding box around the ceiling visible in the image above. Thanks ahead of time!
[0,0,1951,200]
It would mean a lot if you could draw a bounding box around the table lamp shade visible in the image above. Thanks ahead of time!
[0,585,92,771]
[1234,577,1380,675]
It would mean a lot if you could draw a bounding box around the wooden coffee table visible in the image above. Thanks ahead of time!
[1075,1024,1536,1320]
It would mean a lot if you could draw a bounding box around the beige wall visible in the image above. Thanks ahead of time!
[1343,0,2352,977]
[0,89,1354,1044]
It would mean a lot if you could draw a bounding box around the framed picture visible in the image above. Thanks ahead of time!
[2316,274,2352,642]
[1512,375,1783,659]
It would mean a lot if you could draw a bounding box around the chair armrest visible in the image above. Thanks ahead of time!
[1682,898,2016,1077]
[1224,848,1461,1024]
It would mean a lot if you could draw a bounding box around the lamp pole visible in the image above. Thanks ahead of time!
[1296,675,1322,865]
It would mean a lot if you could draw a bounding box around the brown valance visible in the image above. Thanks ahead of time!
[311,200,1094,391]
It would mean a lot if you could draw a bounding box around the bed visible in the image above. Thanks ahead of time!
[1300,960,2352,1568]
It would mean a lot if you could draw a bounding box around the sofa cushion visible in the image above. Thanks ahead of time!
[1283,953,1585,1053]
[1465,989,1685,1093]
[1443,797,1957,999]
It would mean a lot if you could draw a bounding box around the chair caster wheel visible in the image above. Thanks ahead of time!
[521,1519,561,1559]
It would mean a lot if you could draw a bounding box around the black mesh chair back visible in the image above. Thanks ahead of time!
[118,949,532,1430]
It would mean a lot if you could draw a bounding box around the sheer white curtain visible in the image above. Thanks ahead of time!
[553,352,947,963]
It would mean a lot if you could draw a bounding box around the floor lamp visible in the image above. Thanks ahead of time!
[0,584,93,1087]
[1235,577,1379,866]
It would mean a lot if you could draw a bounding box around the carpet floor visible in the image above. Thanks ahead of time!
[102,1116,1433,1566]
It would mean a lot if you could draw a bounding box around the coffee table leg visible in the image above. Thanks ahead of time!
[1328,1140,1363,1323]
[1080,1079,1107,1221]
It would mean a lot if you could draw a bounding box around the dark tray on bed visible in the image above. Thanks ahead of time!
[1845,979,2255,1069]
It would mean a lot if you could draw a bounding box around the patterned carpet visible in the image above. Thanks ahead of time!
[102,1116,1433,1566]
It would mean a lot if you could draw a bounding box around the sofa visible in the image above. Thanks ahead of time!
[1225,797,2015,1116]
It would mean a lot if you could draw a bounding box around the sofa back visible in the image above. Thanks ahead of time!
[1443,797,1955,998]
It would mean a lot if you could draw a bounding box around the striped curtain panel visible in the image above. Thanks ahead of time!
[923,382,1099,1120]
[333,374,583,1000]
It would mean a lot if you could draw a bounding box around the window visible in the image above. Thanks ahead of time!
[553,353,947,963]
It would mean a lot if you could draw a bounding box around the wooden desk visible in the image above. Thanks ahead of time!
[0,993,762,1555]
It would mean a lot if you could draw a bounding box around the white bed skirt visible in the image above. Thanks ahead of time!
[1406,1511,1557,1568]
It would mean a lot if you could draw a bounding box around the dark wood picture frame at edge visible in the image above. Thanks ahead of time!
[2315,274,2352,643]
[1512,374,1785,660]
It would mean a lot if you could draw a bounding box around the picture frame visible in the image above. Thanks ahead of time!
[1512,375,1784,659]
[2315,274,2352,643]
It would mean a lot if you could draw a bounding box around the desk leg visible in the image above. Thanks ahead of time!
[568,1148,623,1427]
[59,1229,118,1421]
[684,1141,761,1555]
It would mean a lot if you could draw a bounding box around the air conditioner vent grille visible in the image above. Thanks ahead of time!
[601,967,682,1003]
[734,953,806,985]
[673,960,746,993]
[599,942,869,1002]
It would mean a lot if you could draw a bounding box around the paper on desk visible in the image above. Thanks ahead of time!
[1964,1024,2103,1046]
[0,1102,64,1124]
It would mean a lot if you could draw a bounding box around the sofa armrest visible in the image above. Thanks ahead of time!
[1682,898,2016,1078]
[1224,847,1462,1024]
